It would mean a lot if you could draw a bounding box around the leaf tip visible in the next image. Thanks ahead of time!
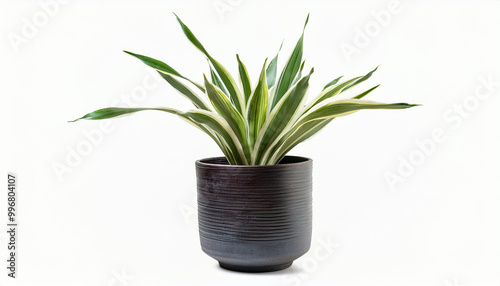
[68,115,86,122]
[172,12,187,30]
[202,73,210,85]
[399,103,421,108]
[304,13,310,30]
[173,12,186,27]
[123,50,136,57]
[300,60,306,70]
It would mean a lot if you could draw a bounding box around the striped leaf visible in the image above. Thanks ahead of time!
[268,98,415,164]
[174,14,245,113]
[69,107,180,122]
[157,72,211,110]
[343,66,379,91]
[203,76,246,138]
[267,84,383,163]
[352,85,380,99]
[124,51,205,92]
[253,68,313,164]
[323,75,343,90]
[305,67,379,113]
[246,60,268,148]
[303,76,362,114]
[70,106,247,164]
[184,110,248,164]
[267,118,333,165]
[203,76,251,161]
[183,117,238,164]
[236,54,252,103]
[72,15,418,166]
[301,99,418,123]
[292,60,306,85]
[266,42,283,90]
[208,62,228,96]
[270,14,309,109]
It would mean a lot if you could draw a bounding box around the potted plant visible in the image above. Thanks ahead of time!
[71,14,417,272]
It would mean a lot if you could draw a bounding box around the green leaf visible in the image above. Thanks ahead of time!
[203,76,250,161]
[292,60,306,85]
[210,57,245,113]
[305,67,379,112]
[213,133,237,164]
[270,15,309,109]
[323,76,343,90]
[267,118,333,164]
[268,97,416,164]
[123,50,205,92]
[203,75,246,137]
[246,60,268,148]
[266,41,283,89]
[301,99,418,123]
[174,14,245,113]
[70,106,247,164]
[184,110,248,164]
[236,54,252,103]
[173,13,209,55]
[73,15,418,166]
[304,13,310,28]
[208,62,228,96]
[343,66,379,91]
[352,85,380,99]
[253,68,313,164]
[69,107,178,122]
[181,116,238,164]
[303,76,362,114]
[157,72,211,110]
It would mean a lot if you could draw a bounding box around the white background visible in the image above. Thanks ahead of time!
[1,0,499,285]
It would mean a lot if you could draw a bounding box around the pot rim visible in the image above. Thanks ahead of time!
[196,155,312,168]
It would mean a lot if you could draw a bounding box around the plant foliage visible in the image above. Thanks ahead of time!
[71,14,417,165]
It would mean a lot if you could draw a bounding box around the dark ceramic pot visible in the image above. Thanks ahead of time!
[195,156,312,272]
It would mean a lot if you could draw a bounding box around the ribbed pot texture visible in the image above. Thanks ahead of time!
[195,156,312,272]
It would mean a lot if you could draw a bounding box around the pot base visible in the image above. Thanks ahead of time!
[219,262,292,273]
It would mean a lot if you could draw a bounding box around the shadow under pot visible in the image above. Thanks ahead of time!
[195,156,313,272]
